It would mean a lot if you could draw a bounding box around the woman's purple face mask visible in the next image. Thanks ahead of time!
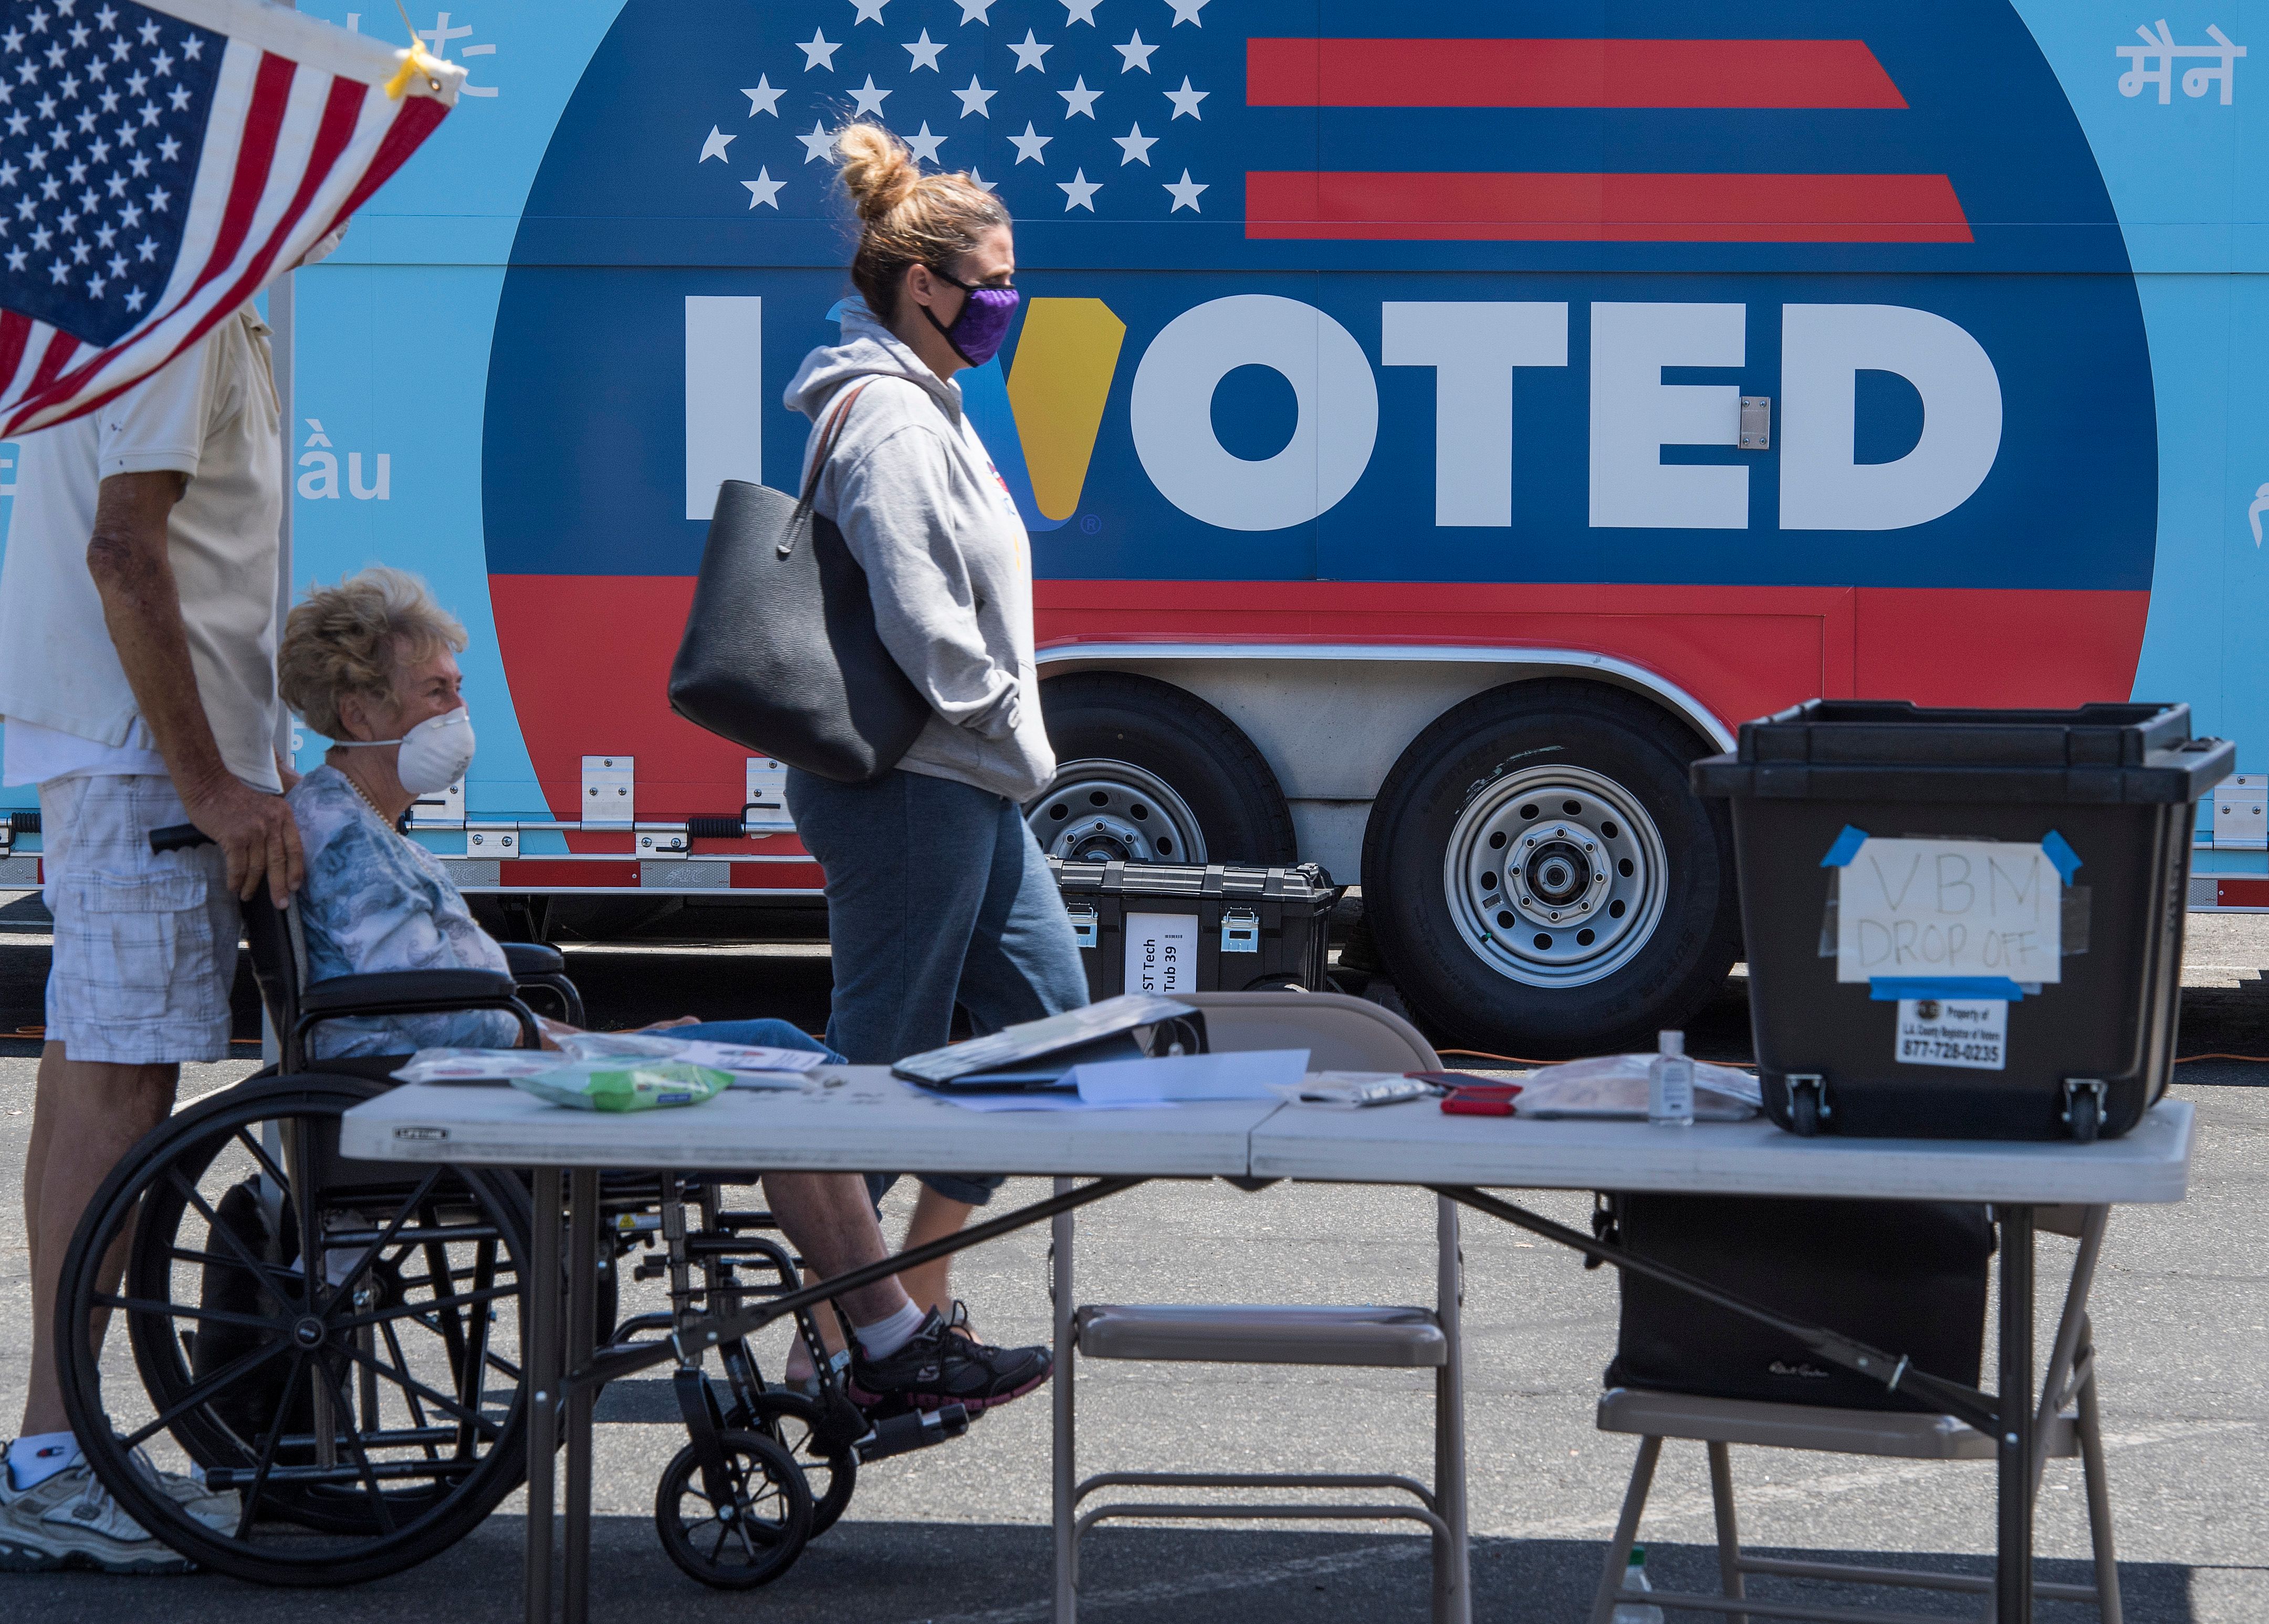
[922,268,1019,366]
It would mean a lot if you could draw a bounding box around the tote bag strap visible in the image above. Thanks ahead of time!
[788,379,876,537]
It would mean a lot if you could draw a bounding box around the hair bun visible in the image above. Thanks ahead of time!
[834,122,921,222]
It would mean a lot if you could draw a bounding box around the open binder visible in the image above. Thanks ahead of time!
[891,994,1208,1091]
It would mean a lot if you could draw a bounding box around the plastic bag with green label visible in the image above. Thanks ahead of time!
[508,1060,732,1113]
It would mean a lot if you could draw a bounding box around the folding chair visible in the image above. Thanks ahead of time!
[1588,1204,2121,1623]
[1050,991,1469,1624]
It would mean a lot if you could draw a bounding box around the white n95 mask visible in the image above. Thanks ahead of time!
[336,707,475,796]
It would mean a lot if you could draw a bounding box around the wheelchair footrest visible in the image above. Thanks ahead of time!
[856,1403,969,1462]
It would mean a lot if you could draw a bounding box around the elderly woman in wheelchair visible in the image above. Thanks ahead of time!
[49,569,1046,1588]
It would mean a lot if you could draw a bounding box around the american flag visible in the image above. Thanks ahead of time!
[0,0,463,437]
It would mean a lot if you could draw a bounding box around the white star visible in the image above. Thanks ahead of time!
[133,232,154,259]
[796,120,835,162]
[952,75,995,117]
[123,284,142,310]
[797,29,839,70]
[1058,168,1100,210]
[848,74,890,114]
[698,124,734,163]
[743,167,784,208]
[94,4,113,27]
[904,121,945,162]
[138,19,160,45]
[848,0,888,21]
[1164,75,1207,118]
[85,272,103,296]
[741,76,783,115]
[902,28,944,69]
[1007,121,1050,163]
[1114,29,1156,70]
[1164,0,1207,24]
[1058,75,1100,117]
[967,164,995,190]
[955,0,997,19]
[1113,122,1155,163]
[2,247,19,271]
[180,33,199,59]
[1007,29,1050,70]
[1163,168,1206,211]
[1061,0,1101,22]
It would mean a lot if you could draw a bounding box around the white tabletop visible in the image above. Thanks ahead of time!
[1248,1096,2196,1204]
[337,1066,1274,1179]
[340,1068,2195,1206]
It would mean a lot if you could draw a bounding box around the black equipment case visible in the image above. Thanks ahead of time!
[1604,1194,1993,1412]
[1048,858,1341,1000]
[1692,700,2232,1142]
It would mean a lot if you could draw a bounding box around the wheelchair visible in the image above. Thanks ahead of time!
[53,829,957,1588]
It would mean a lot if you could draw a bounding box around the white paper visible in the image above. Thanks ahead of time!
[666,1040,828,1075]
[1124,911,1198,997]
[1834,837,2062,985]
[1071,1049,1309,1105]
[1894,997,2009,1071]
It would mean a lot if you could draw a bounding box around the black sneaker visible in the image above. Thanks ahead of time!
[847,1304,1052,1416]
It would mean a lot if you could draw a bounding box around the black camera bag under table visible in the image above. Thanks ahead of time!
[1603,1193,1994,1412]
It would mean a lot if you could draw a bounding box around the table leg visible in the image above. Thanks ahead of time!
[1052,1180,1077,1624]
[1998,1204,2036,1624]
[564,1169,599,1624]
[526,1169,562,1624]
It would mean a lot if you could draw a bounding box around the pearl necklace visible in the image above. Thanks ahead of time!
[339,765,399,831]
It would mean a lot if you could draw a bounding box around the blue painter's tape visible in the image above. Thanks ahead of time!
[1820,825,1869,867]
[1868,977,2028,1002]
[2040,830,2081,885]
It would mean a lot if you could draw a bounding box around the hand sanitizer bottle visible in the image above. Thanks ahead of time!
[1648,1032,1694,1126]
[1611,1546,1666,1623]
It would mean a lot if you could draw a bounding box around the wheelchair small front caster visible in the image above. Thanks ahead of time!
[654,1429,813,1589]
[745,1390,858,1537]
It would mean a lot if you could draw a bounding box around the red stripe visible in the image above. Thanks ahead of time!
[1247,38,1907,109]
[0,313,32,399]
[25,331,79,396]
[1244,171,1972,242]
[194,52,297,302]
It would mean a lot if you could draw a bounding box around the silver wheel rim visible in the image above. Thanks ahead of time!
[1442,763,1668,989]
[1026,759,1207,864]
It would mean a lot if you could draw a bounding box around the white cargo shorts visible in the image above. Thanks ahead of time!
[39,773,238,1065]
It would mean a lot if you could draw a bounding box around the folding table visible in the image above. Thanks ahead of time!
[339,1072,2194,1624]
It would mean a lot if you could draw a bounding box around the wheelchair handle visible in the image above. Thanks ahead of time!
[149,822,216,854]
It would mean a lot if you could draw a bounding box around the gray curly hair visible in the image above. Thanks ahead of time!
[279,566,467,740]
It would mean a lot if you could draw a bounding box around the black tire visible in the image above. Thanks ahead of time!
[60,1073,531,1586]
[653,1428,813,1589]
[1033,673,1297,866]
[1362,680,1739,1059]
[745,1390,856,1536]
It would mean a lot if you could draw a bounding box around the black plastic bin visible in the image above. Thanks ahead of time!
[1049,858,1341,1000]
[1692,700,2232,1142]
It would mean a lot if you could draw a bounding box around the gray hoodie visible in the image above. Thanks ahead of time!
[783,299,1055,804]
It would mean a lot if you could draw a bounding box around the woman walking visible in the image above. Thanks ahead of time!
[783,123,1088,1329]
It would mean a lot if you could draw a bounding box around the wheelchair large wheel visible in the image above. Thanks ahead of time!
[58,1073,532,1586]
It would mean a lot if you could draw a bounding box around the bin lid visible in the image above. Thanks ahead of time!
[1048,857,1341,902]
[1691,700,2234,804]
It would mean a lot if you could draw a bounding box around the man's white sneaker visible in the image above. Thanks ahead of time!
[0,1462,195,1574]
[127,1450,241,1534]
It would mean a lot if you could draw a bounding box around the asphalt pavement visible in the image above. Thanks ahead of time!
[0,896,2262,1621]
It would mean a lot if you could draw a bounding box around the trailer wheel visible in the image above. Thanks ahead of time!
[1032,674,1298,866]
[1363,680,1739,1058]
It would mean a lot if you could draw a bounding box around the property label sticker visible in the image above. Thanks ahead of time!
[1836,838,2063,986]
[1894,998,2008,1072]
[1124,911,1197,997]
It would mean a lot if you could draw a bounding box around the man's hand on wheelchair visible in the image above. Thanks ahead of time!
[184,773,305,907]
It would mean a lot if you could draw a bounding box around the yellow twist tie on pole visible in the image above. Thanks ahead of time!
[383,39,445,100]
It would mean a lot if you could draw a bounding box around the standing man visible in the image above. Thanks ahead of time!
[0,298,298,1573]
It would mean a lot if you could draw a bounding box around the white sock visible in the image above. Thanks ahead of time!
[7,1432,78,1492]
[853,1300,927,1361]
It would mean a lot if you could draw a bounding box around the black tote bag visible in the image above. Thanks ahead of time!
[668,383,931,783]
